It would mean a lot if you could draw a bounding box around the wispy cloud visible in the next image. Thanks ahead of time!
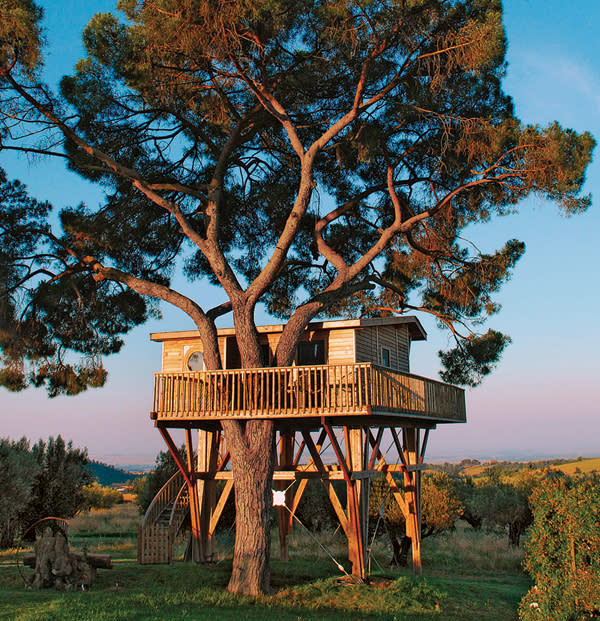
[552,56,600,111]
[506,48,600,127]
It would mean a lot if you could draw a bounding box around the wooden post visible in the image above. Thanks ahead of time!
[402,426,422,575]
[196,428,219,561]
[185,428,202,563]
[346,426,368,580]
[276,431,294,561]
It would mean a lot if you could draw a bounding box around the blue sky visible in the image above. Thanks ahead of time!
[1,1,599,465]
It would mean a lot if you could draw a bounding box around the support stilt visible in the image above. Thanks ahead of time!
[276,431,294,561]
[155,421,429,577]
[196,428,219,561]
[185,428,202,563]
[346,427,369,579]
[402,427,422,575]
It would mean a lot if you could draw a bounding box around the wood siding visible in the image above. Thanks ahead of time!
[355,325,410,372]
[326,328,355,365]
[162,340,185,373]
[159,323,413,372]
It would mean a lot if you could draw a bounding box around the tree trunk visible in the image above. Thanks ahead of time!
[223,418,275,596]
[508,522,521,547]
[460,509,482,530]
[26,528,101,590]
[221,303,318,595]
[390,532,411,568]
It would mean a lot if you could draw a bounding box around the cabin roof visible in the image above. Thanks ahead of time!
[150,315,427,343]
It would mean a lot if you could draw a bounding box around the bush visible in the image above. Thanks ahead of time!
[519,474,600,620]
[132,475,147,501]
[81,483,124,510]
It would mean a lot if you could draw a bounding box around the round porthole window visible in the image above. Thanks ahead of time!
[186,351,204,371]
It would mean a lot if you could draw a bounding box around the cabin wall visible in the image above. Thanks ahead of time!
[161,340,186,373]
[159,330,327,371]
[326,328,355,364]
[159,337,227,372]
[355,325,410,372]
[159,324,412,372]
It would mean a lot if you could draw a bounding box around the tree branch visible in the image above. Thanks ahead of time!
[81,257,221,368]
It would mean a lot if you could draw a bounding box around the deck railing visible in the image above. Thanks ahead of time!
[152,363,465,423]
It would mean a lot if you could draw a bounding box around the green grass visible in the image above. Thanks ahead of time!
[0,505,529,620]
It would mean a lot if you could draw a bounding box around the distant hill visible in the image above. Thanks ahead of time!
[460,457,600,478]
[89,460,145,486]
[425,456,600,478]
[552,457,600,476]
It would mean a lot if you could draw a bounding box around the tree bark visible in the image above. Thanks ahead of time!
[223,418,275,595]
[223,305,276,595]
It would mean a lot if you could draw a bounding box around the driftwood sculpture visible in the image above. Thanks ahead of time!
[23,527,112,590]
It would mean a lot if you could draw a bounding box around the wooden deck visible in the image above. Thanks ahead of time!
[151,363,465,424]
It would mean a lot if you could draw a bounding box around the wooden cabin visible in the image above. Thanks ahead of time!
[140,317,466,578]
[150,316,465,425]
[152,316,425,373]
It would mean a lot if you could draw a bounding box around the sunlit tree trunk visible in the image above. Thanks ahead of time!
[223,306,276,595]
[223,418,275,595]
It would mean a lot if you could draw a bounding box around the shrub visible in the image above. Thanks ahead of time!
[81,483,124,510]
[132,475,147,500]
[295,480,340,532]
[519,474,600,620]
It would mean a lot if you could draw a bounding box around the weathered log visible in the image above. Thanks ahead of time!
[24,528,111,590]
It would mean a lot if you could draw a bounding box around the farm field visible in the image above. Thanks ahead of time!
[0,503,529,620]
[552,457,600,476]
[460,456,600,478]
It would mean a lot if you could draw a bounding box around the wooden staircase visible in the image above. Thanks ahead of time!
[137,471,189,564]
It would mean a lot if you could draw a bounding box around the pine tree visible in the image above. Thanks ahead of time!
[0,0,594,594]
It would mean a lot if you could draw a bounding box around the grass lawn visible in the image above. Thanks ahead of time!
[0,504,529,620]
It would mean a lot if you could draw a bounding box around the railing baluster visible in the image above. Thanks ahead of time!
[151,364,464,422]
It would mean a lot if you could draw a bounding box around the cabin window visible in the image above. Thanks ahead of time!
[260,344,271,366]
[297,341,325,365]
[381,347,390,368]
[186,351,205,371]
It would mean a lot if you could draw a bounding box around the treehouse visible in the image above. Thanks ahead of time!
[139,317,466,578]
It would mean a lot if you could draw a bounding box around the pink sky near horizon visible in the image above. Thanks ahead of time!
[1,1,599,466]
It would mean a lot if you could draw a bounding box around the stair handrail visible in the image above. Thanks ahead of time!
[141,470,185,529]
[168,483,190,535]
